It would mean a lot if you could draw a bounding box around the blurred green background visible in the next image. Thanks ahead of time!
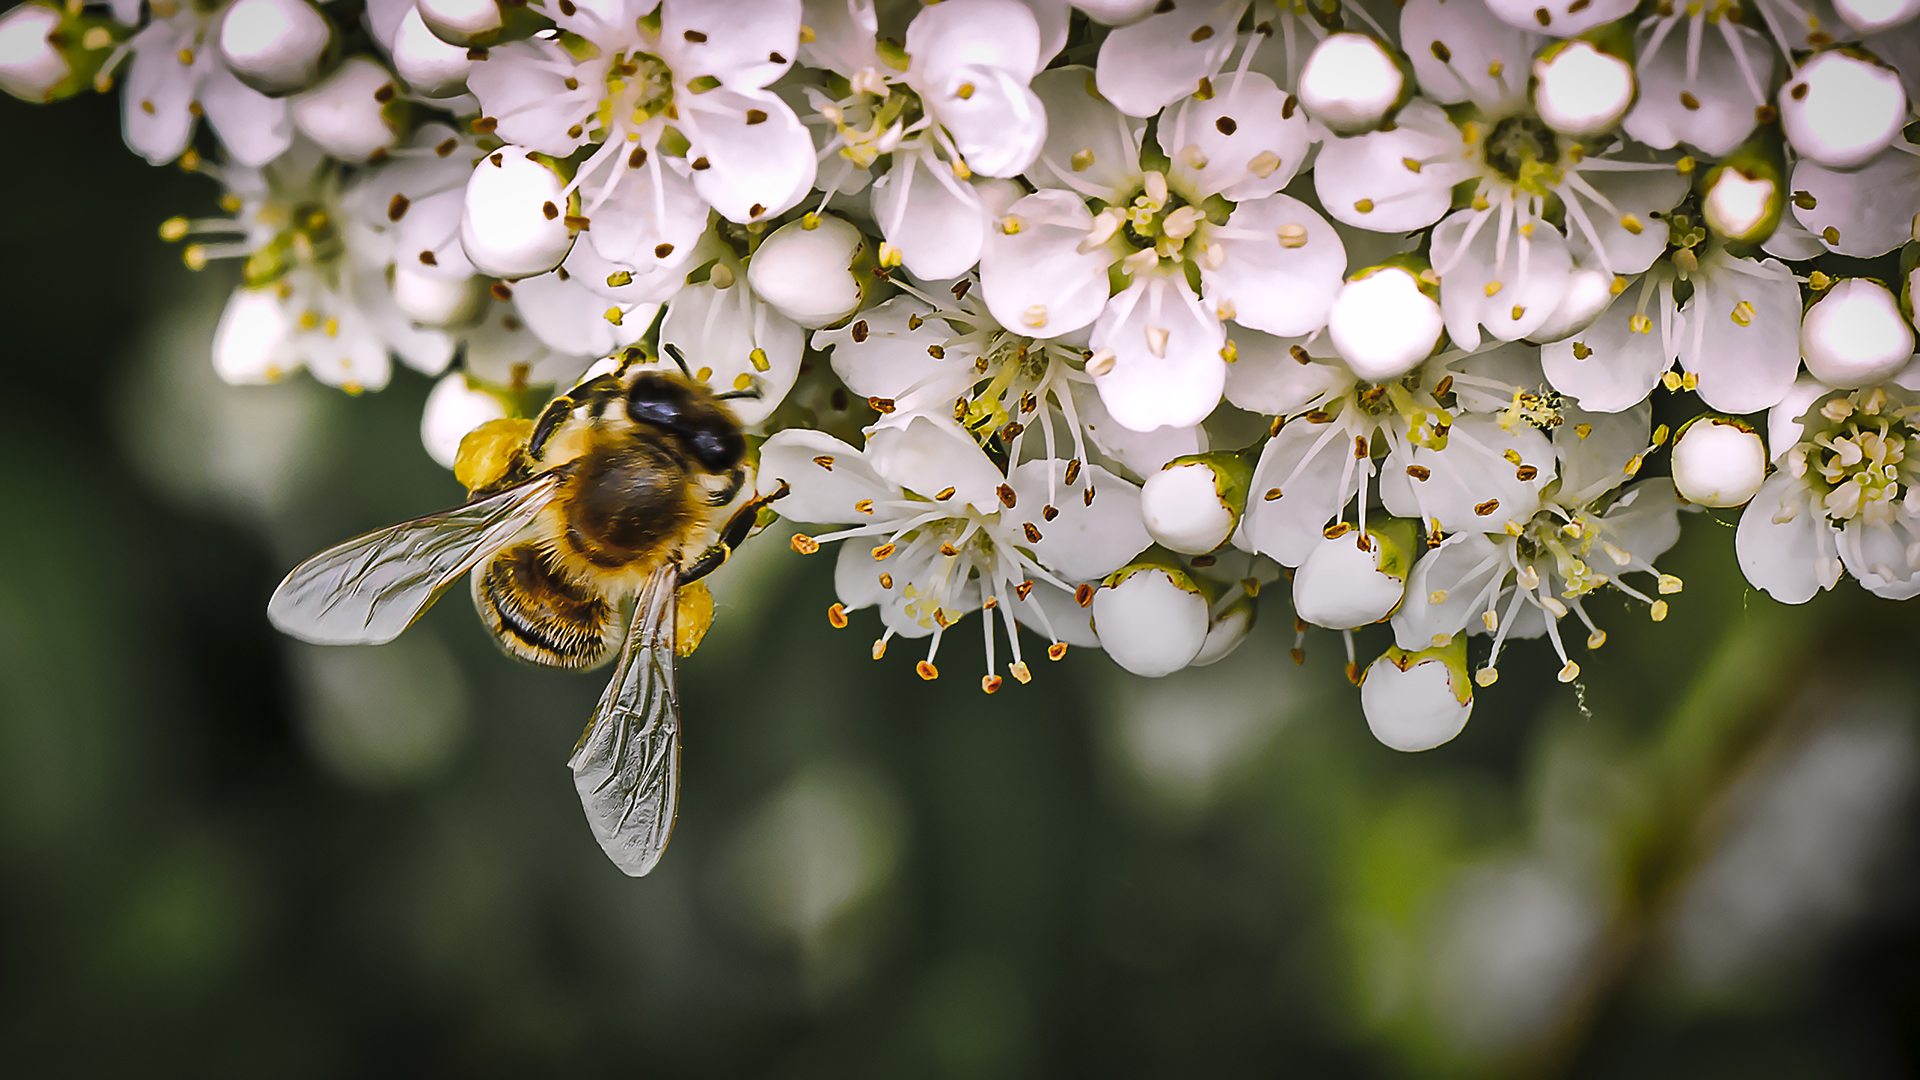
[5,94,1920,1079]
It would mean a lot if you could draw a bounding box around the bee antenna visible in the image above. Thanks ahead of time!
[713,386,764,401]
[662,342,693,379]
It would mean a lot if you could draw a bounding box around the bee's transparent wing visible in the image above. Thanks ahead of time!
[569,561,682,876]
[268,472,565,646]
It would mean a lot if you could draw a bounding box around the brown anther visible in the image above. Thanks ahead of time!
[1075,583,1096,607]
[1064,459,1081,485]
[387,194,410,221]
[871,542,896,560]
[1406,465,1431,481]
[1264,487,1283,501]
[851,319,869,342]
[916,660,939,680]
[1191,555,1216,567]
[1043,505,1058,521]
[489,281,513,301]
[466,46,489,60]
[1474,498,1500,516]
[1346,661,1363,684]
[1048,643,1068,661]
[1433,374,1454,396]
[684,28,708,42]
[1015,580,1034,600]
[1516,465,1538,481]
[791,534,820,554]
[435,138,458,157]
[418,250,438,266]
[1324,521,1352,539]
[981,675,1003,694]
[564,214,591,230]
[997,483,1017,507]
[940,543,958,556]
[879,573,893,589]
[935,486,957,501]
[1214,115,1236,135]
[827,603,848,628]
[628,146,648,169]
[541,201,558,220]
[691,157,711,170]
[1083,486,1096,507]
[373,82,397,103]
[473,116,498,134]
[1023,523,1043,542]
[1290,648,1305,665]
[813,454,835,470]
[868,396,896,414]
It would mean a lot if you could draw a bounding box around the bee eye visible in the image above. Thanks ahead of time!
[691,428,744,471]
[627,396,687,430]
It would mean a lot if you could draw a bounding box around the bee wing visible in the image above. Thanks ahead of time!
[268,472,565,646]
[569,561,682,877]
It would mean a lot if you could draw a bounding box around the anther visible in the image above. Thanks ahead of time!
[791,534,820,554]
[827,603,848,628]
[1023,523,1043,542]
[1010,661,1032,684]
[981,675,1002,694]
[1048,643,1068,661]
[997,483,1017,508]
[1043,505,1058,521]
[1074,583,1096,607]
[871,542,896,560]
[917,660,939,680]
[1476,667,1498,686]
[935,487,956,501]
[1473,499,1499,516]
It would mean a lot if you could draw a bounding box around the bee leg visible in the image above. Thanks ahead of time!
[705,466,747,508]
[528,375,625,460]
[679,480,790,585]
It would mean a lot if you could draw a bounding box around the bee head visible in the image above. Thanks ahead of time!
[625,372,747,473]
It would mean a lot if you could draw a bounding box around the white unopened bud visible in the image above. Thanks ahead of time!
[391,263,488,326]
[1072,0,1159,25]
[218,0,333,96]
[1293,529,1407,630]
[1531,41,1633,136]
[1800,278,1913,388]
[1779,50,1907,169]
[1139,455,1246,554]
[1702,168,1778,243]
[1359,642,1473,752]
[460,148,576,278]
[0,3,66,103]
[1297,33,1404,136]
[1189,596,1254,667]
[1090,563,1210,678]
[1671,417,1767,508]
[416,0,504,45]
[290,56,401,160]
[421,373,510,469]
[746,215,866,328]
[1835,0,1920,31]
[390,5,472,98]
[212,287,293,384]
[1328,266,1443,382]
[1529,267,1613,343]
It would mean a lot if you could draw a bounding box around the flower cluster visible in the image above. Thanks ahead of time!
[11,0,1920,750]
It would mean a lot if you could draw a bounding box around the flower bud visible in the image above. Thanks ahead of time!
[1801,278,1914,387]
[0,1,120,103]
[1359,638,1473,753]
[1296,33,1408,136]
[1671,416,1767,508]
[1531,39,1634,136]
[1190,595,1255,667]
[416,0,550,49]
[460,147,576,279]
[390,5,472,98]
[212,287,293,384]
[1293,524,1409,630]
[746,215,870,329]
[1701,163,1783,247]
[1779,50,1907,169]
[290,56,405,161]
[218,0,335,97]
[1327,261,1443,382]
[1138,449,1253,555]
[1835,0,1920,31]
[1091,559,1210,678]
[391,263,488,326]
[422,372,511,469]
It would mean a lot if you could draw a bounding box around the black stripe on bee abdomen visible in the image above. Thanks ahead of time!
[472,543,618,670]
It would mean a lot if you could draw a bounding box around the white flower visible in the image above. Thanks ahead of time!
[1089,560,1210,677]
[1393,401,1681,686]
[1296,32,1404,136]
[1622,13,1775,157]
[1739,384,1920,602]
[462,0,814,288]
[382,2,474,98]
[1359,639,1474,752]
[758,418,1150,688]
[118,0,293,166]
[984,64,1340,430]
[1292,524,1410,630]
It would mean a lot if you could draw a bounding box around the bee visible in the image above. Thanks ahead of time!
[268,349,787,876]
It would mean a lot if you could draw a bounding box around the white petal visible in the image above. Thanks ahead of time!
[122,24,199,164]
[979,189,1115,338]
[1243,418,1356,566]
[1089,565,1209,677]
[1069,380,1208,479]
[421,373,509,468]
[1791,149,1920,259]
[1010,459,1151,579]
[581,152,709,269]
[1024,64,1142,198]
[758,428,897,522]
[661,0,800,90]
[1622,20,1772,156]
[1221,327,1349,415]
[682,87,817,223]
[1563,167,1689,276]
[1293,530,1406,630]
[459,147,577,279]
[464,38,596,157]
[1202,193,1346,339]
[1090,274,1227,432]
[1838,512,1920,600]
[816,295,955,403]
[1541,288,1678,413]
[1736,471,1842,604]
[1312,99,1462,232]
[289,56,399,161]
[511,271,650,358]
[198,65,293,167]
[1780,50,1907,169]
[1671,417,1767,508]
[865,414,1004,512]
[1159,71,1309,201]
[1554,399,1650,503]
[1434,210,1572,350]
[1401,0,1535,114]
[1679,258,1802,413]
[1093,0,1237,118]
[747,214,866,328]
[1483,0,1634,36]
[1392,532,1504,650]
[1767,376,1831,462]
[925,63,1047,178]
[907,0,1043,84]
[872,151,987,281]
[1385,413,1555,537]
[1327,267,1445,383]
[212,287,296,383]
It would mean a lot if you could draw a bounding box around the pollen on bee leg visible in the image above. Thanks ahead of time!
[827,602,848,628]
[790,533,820,554]
[917,660,939,680]
[1009,661,1032,684]
[1047,642,1068,661]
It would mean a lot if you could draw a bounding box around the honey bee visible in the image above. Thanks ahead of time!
[268,349,786,876]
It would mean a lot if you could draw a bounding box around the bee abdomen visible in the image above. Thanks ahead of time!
[473,543,619,670]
